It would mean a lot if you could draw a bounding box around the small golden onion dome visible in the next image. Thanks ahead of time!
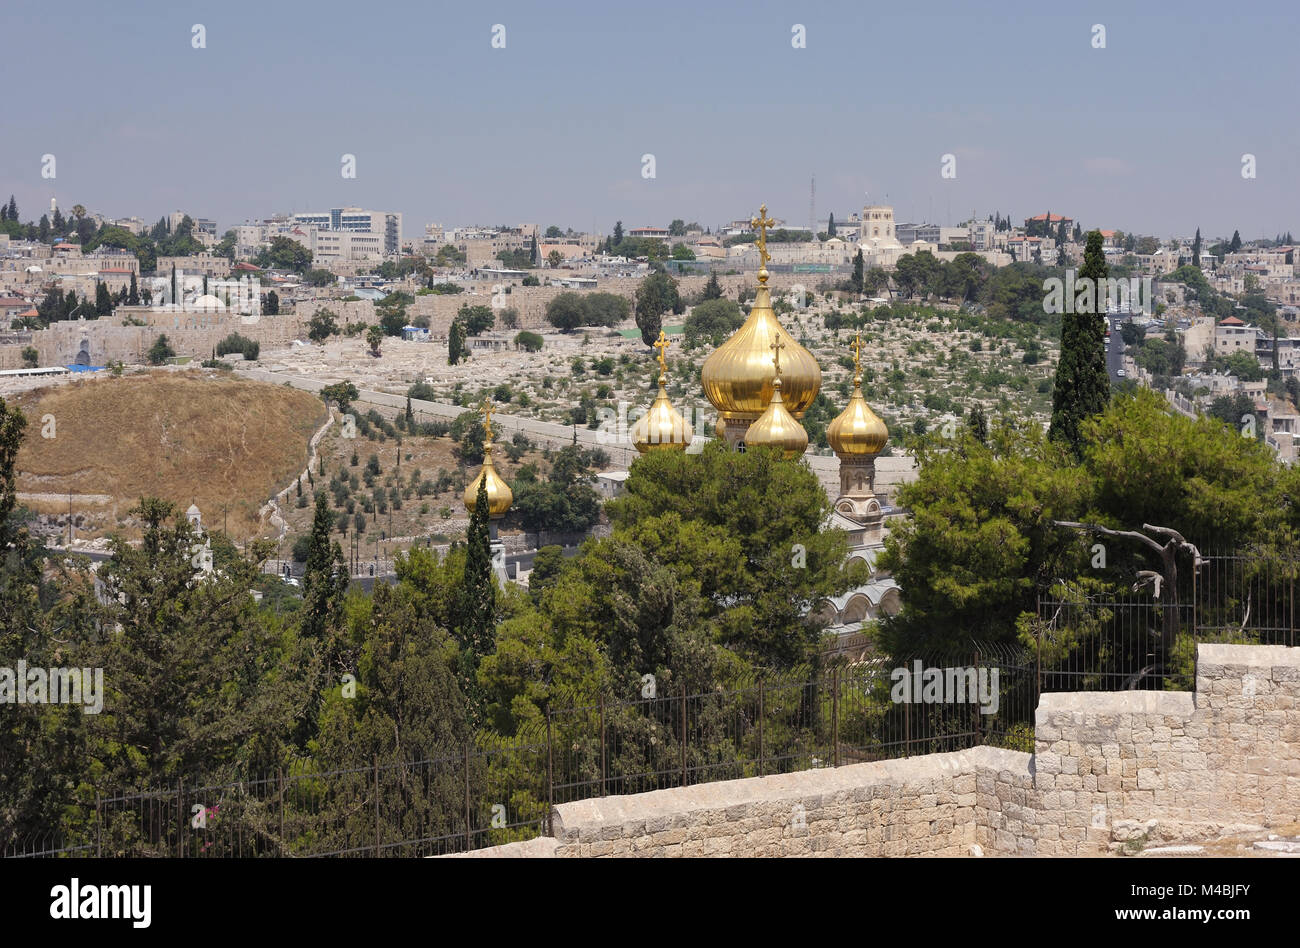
[827,333,888,456]
[744,377,807,460]
[631,331,693,453]
[631,378,693,453]
[700,205,820,422]
[465,442,513,518]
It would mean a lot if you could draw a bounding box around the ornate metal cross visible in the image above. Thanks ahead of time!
[653,329,671,373]
[751,204,776,267]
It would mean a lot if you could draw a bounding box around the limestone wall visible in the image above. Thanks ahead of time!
[452,644,1300,857]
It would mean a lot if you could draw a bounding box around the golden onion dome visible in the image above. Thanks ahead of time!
[700,205,820,422]
[827,332,889,457]
[464,442,513,518]
[744,378,807,459]
[743,336,807,460]
[631,331,693,453]
[464,401,513,518]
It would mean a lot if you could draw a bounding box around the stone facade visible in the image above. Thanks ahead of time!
[453,644,1300,857]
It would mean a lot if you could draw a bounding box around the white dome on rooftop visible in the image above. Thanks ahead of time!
[190,294,227,311]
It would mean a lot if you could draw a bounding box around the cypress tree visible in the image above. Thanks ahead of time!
[852,249,864,293]
[455,477,497,723]
[301,492,345,643]
[828,212,836,237]
[1050,230,1110,455]
[127,271,140,305]
[1230,230,1242,253]
[1192,227,1202,269]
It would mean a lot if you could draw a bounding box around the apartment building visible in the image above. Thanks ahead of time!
[290,207,402,255]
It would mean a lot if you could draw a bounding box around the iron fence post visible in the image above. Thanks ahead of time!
[831,667,840,768]
[95,792,101,858]
[680,683,688,788]
[757,679,765,777]
[177,778,183,858]
[974,649,982,746]
[1036,625,1042,707]
[464,743,472,852]
[903,696,910,758]
[599,694,606,797]
[546,710,554,837]
[373,755,380,858]
[278,768,285,857]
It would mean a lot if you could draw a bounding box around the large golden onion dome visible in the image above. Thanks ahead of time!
[827,332,889,457]
[701,206,821,432]
[744,337,808,460]
[464,401,513,518]
[631,331,693,453]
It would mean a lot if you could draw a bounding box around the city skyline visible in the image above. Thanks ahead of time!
[1,0,1296,240]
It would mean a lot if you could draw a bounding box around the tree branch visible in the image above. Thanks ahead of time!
[1051,520,1165,556]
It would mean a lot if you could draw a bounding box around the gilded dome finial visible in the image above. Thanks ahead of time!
[653,329,671,380]
[750,204,776,284]
[851,330,863,385]
[480,397,495,443]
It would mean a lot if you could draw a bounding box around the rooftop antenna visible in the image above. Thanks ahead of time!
[809,175,816,240]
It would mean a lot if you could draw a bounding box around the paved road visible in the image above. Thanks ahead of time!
[1107,316,1126,381]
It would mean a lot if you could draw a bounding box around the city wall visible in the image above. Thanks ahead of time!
[0,309,311,369]
[455,644,1300,857]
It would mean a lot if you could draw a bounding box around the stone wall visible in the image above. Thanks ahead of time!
[452,644,1300,857]
[0,309,310,368]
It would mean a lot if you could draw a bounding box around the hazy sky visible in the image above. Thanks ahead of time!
[2,0,1296,242]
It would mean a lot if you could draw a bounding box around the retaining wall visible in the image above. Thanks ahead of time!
[453,644,1300,857]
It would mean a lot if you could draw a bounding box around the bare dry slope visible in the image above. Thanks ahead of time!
[13,370,327,539]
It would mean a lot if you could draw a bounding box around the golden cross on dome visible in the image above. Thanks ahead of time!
[750,204,776,268]
[770,334,786,379]
[480,398,495,442]
[653,329,671,374]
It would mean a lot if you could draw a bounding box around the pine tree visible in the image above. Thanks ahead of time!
[702,270,723,301]
[1050,230,1110,455]
[6,196,17,221]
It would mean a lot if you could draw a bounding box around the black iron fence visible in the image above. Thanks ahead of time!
[4,646,1035,858]
[1035,552,1300,693]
